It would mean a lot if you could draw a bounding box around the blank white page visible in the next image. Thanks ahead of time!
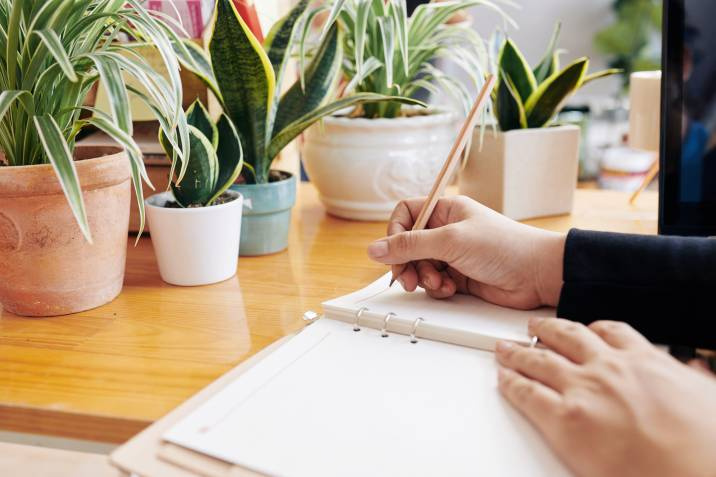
[324,273,555,347]
[165,319,571,477]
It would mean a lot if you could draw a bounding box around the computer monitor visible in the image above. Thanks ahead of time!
[660,0,716,236]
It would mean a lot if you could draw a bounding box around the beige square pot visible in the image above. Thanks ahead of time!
[459,125,581,221]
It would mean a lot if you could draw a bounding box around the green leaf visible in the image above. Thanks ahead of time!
[533,23,561,84]
[171,126,219,207]
[267,93,425,161]
[353,0,371,79]
[265,0,310,89]
[33,114,92,243]
[34,29,78,82]
[186,100,218,151]
[495,71,527,131]
[210,0,276,183]
[525,58,589,128]
[581,68,622,87]
[91,55,132,135]
[273,24,342,138]
[0,90,34,121]
[209,114,244,205]
[377,16,395,88]
[172,39,221,101]
[498,39,536,103]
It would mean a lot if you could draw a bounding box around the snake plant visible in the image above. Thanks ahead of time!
[494,24,621,131]
[0,0,190,242]
[159,99,243,207]
[175,0,423,185]
[313,0,514,119]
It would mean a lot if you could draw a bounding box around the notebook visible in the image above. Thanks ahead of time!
[162,274,569,477]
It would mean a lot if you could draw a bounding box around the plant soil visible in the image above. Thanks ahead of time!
[164,192,238,209]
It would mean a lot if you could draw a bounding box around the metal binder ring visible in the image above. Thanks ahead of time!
[354,307,369,332]
[529,335,539,348]
[410,317,425,344]
[381,312,396,338]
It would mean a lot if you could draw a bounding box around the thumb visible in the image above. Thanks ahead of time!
[367,228,453,265]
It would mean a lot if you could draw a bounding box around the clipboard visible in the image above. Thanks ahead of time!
[110,335,295,477]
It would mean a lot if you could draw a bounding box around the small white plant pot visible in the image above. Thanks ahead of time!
[145,190,243,286]
[459,125,581,221]
[302,111,460,221]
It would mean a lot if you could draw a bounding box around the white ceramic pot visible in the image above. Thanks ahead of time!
[459,125,581,221]
[145,190,243,286]
[302,111,460,221]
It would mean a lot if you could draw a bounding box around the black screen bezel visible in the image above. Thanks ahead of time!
[659,0,716,236]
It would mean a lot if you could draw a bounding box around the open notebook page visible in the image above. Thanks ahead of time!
[164,318,571,477]
[324,273,555,349]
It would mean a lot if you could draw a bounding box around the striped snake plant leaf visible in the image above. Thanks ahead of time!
[210,0,276,184]
[495,69,527,131]
[171,125,219,207]
[33,114,92,243]
[186,100,219,151]
[581,68,623,87]
[533,22,561,84]
[273,24,342,137]
[525,57,589,129]
[498,39,536,104]
[208,113,244,205]
[34,30,78,83]
[265,0,310,91]
[267,93,426,161]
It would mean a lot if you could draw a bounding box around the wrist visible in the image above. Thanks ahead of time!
[534,231,566,307]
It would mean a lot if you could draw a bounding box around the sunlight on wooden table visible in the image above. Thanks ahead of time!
[0,185,658,443]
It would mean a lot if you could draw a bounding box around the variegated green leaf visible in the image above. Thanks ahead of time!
[172,39,221,101]
[581,68,622,87]
[495,70,527,131]
[265,0,310,88]
[533,23,561,83]
[186,100,218,151]
[171,125,219,207]
[268,93,425,161]
[34,29,78,82]
[33,114,92,243]
[0,90,34,121]
[273,24,342,137]
[525,58,589,128]
[499,39,536,103]
[91,55,132,135]
[210,0,275,183]
[209,114,244,205]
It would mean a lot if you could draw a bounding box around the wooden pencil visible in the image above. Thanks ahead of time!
[390,74,497,287]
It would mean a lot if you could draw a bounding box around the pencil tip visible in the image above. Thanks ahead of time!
[389,278,396,288]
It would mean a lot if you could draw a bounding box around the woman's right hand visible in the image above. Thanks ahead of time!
[367,196,566,310]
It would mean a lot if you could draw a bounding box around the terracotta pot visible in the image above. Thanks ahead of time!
[0,147,131,316]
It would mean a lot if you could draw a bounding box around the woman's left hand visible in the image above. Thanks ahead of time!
[496,318,716,477]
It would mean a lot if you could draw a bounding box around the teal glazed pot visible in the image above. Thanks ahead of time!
[230,171,297,256]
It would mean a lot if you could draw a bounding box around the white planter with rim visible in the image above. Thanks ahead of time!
[459,125,581,221]
[302,111,460,221]
[145,190,243,286]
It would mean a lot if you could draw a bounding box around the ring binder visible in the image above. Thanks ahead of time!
[409,317,425,344]
[381,312,396,338]
[354,307,369,332]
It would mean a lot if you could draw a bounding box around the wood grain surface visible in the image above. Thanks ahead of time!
[0,185,659,443]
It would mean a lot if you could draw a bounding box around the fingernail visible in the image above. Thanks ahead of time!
[528,317,545,330]
[495,341,513,354]
[367,240,389,259]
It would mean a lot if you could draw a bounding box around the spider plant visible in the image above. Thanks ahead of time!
[175,0,425,184]
[0,0,190,242]
[312,0,515,119]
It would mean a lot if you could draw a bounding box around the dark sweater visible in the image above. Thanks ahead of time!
[557,229,716,349]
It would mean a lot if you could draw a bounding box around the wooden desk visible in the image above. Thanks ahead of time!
[0,185,658,443]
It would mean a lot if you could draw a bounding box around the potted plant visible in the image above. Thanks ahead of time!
[0,0,189,316]
[301,0,508,221]
[147,101,244,286]
[178,0,419,255]
[459,26,620,220]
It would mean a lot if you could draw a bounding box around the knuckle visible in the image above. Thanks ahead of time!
[512,378,537,403]
[561,399,588,424]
